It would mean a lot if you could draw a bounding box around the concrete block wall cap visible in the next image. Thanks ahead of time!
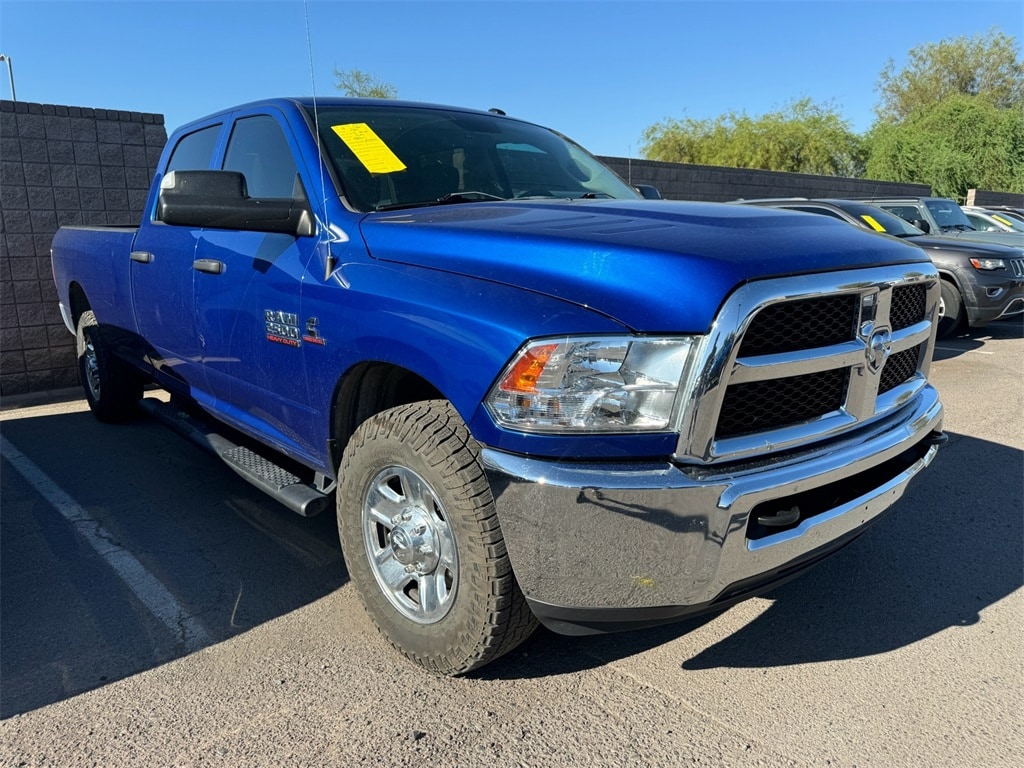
[0,99,164,123]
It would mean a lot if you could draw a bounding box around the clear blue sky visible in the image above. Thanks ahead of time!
[1,0,1021,156]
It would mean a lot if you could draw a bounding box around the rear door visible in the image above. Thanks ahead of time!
[131,120,224,396]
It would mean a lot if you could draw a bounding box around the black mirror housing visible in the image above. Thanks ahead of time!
[157,170,314,237]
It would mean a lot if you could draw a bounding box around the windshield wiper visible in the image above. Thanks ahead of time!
[437,191,506,203]
[375,191,506,212]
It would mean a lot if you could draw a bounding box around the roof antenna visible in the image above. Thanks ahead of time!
[303,0,339,280]
[488,108,506,116]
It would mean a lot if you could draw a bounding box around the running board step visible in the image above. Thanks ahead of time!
[140,398,331,517]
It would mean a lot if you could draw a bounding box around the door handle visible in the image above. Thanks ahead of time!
[130,251,153,264]
[193,259,225,275]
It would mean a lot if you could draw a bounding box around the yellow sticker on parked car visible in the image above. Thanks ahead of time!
[331,123,407,174]
[860,214,887,232]
[992,214,1015,227]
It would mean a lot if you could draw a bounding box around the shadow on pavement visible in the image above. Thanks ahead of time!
[1,408,347,718]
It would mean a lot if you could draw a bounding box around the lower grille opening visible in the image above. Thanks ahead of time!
[745,434,933,542]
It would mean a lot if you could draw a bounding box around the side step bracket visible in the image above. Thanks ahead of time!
[140,398,331,517]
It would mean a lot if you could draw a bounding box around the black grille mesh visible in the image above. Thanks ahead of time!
[739,295,859,356]
[879,344,922,394]
[890,284,927,331]
[716,368,849,439]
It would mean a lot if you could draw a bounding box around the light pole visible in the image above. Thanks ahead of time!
[0,54,16,101]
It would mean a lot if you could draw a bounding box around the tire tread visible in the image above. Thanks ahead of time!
[337,400,538,675]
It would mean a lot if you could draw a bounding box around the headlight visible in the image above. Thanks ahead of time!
[485,336,698,433]
[970,257,1006,270]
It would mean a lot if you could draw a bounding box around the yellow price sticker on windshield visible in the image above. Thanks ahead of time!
[992,214,1015,227]
[331,123,406,174]
[860,214,886,232]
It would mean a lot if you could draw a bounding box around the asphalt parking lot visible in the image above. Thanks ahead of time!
[1,320,1021,767]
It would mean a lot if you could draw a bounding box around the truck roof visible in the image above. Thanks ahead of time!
[172,97,519,134]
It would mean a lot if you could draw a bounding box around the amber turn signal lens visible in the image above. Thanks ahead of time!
[499,343,557,393]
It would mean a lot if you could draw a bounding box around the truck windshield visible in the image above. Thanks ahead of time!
[304,104,640,212]
[924,199,976,232]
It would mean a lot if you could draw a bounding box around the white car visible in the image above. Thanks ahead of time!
[962,206,1024,233]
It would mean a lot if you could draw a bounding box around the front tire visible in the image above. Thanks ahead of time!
[76,310,142,421]
[337,401,537,675]
[937,280,964,339]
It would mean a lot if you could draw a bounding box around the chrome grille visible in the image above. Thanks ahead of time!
[890,284,927,331]
[739,295,858,355]
[675,265,939,465]
[717,368,848,439]
[1011,258,1024,278]
[879,344,923,395]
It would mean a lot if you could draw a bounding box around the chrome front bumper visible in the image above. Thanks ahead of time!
[482,385,943,635]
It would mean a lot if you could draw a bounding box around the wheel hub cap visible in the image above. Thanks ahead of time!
[388,508,440,575]
[84,340,101,398]
[362,465,458,624]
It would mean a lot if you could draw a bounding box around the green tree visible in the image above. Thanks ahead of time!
[867,28,1024,198]
[334,67,397,99]
[866,94,1024,200]
[875,28,1023,123]
[641,98,866,176]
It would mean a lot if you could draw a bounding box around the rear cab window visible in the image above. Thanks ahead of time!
[165,124,221,174]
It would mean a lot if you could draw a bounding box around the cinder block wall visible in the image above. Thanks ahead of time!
[598,157,931,202]
[0,100,166,397]
[966,189,1024,208]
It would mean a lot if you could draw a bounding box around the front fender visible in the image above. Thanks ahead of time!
[301,260,629,461]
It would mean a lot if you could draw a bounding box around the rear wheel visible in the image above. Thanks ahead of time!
[937,280,964,339]
[76,310,142,421]
[337,400,537,675]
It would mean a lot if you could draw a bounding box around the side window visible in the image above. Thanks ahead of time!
[879,205,918,222]
[165,124,221,173]
[223,115,301,198]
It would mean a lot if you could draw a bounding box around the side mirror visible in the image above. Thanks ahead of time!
[634,184,662,200]
[910,218,931,234]
[157,170,315,237]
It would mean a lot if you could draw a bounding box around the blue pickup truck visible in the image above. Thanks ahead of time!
[51,98,946,675]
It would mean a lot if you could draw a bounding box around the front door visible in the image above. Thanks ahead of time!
[193,111,322,463]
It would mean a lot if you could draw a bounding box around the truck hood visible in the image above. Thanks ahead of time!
[358,199,930,332]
